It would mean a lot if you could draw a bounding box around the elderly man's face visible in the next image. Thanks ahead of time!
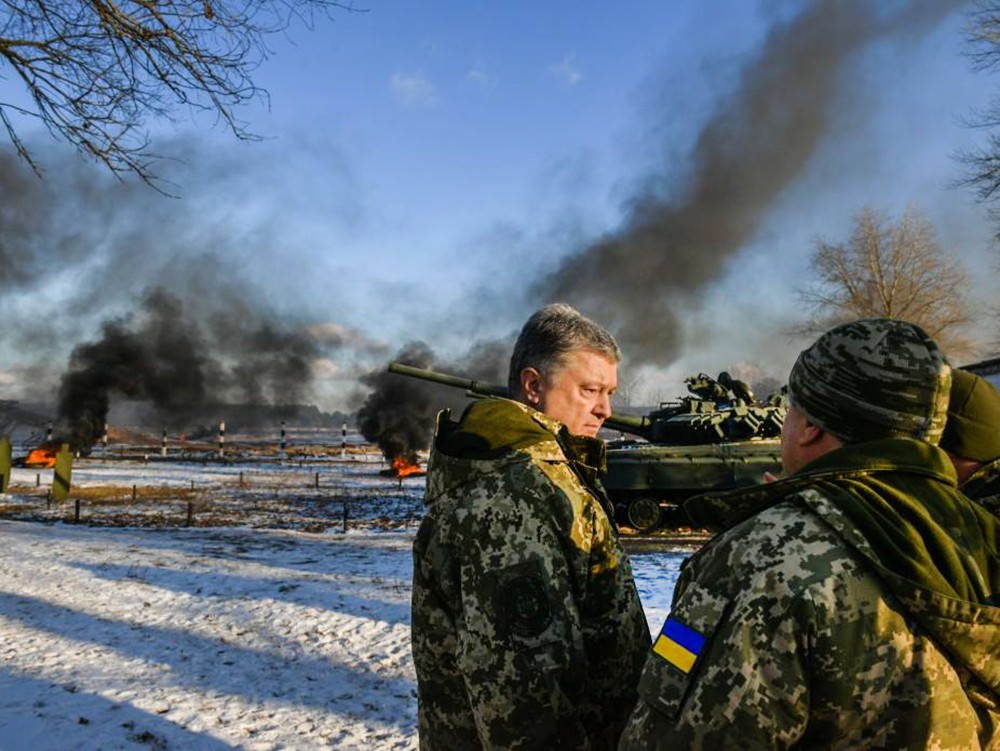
[527,350,617,438]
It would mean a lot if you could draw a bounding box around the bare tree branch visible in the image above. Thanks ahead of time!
[0,1,361,186]
[791,206,977,360]
[957,3,1000,206]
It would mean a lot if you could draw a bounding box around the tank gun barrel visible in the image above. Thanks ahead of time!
[386,362,652,439]
[602,413,653,437]
[387,362,508,398]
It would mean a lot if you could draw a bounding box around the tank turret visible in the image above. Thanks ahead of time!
[617,371,785,445]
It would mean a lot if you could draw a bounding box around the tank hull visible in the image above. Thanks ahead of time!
[604,439,782,531]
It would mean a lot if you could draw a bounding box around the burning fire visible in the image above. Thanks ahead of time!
[392,456,425,478]
[24,445,59,468]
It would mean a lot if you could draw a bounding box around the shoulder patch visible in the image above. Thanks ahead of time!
[652,617,705,674]
[500,572,552,638]
[491,559,554,641]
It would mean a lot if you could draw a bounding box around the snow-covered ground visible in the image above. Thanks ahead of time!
[0,456,689,750]
[4,454,427,532]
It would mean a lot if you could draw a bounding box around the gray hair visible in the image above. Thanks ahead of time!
[507,303,621,397]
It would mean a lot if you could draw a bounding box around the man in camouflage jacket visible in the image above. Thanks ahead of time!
[940,368,1000,516]
[963,459,1000,515]
[620,319,1000,750]
[412,304,650,750]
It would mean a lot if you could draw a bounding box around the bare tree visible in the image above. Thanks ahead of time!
[959,2,1000,208]
[794,206,977,360]
[0,1,357,184]
[612,368,646,409]
[958,3,1000,355]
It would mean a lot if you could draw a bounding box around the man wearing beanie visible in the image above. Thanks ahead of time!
[940,368,1000,516]
[620,319,1000,750]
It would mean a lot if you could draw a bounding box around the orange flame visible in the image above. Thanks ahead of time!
[24,446,58,468]
[392,456,424,477]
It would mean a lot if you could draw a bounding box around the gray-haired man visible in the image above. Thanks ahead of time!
[412,303,650,750]
[621,318,1000,750]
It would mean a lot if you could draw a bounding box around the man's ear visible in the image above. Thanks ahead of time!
[800,420,826,447]
[520,367,544,406]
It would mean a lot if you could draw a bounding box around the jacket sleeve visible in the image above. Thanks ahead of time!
[619,545,812,750]
[449,471,595,749]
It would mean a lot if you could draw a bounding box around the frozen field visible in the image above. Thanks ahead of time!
[4,450,425,532]
[0,454,688,750]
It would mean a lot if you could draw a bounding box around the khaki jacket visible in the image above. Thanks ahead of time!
[412,398,650,750]
[621,438,1000,750]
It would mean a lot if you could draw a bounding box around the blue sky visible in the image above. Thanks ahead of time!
[0,0,996,411]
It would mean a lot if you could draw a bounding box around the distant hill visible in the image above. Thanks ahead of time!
[106,400,352,434]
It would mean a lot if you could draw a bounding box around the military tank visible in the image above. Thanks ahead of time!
[385,363,785,532]
[602,372,785,532]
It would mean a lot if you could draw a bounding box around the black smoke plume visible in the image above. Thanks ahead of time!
[538,0,964,366]
[0,142,384,447]
[357,340,509,462]
[0,151,100,292]
[58,287,321,449]
[357,342,436,463]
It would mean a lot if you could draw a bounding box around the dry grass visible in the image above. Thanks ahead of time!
[7,484,199,503]
[62,485,200,503]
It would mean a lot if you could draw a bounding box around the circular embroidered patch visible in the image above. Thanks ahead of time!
[501,574,552,638]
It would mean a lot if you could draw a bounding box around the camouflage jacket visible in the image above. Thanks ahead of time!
[621,438,1000,750]
[965,457,1000,517]
[412,398,650,750]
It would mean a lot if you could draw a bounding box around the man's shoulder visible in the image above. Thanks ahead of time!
[691,494,867,596]
[421,443,614,558]
[721,495,843,553]
[423,449,577,527]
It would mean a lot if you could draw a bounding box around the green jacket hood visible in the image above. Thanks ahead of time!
[424,398,607,505]
[436,398,560,456]
[686,438,1000,698]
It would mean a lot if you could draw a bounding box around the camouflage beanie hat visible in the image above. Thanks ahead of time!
[787,319,951,445]
[940,369,1000,462]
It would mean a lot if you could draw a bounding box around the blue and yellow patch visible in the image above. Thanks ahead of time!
[652,617,705,674]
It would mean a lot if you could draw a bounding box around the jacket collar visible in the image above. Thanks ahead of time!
[426,397,607,501]
[684,437,956,531]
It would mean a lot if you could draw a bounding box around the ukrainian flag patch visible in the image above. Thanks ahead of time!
[652,617,705,674]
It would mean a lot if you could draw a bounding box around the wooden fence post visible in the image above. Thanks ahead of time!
[52,444,72,503]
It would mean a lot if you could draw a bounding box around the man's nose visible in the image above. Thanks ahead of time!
[594,393,612,418]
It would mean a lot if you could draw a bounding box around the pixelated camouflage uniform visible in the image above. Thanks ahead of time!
[964,457,1000,517]
[412,398,650,750]
[620,438,1000,750]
